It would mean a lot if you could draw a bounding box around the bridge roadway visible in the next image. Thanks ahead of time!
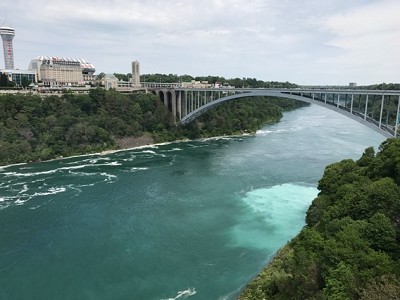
[148,86,400,138]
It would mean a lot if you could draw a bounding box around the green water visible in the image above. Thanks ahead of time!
[0,105,384,299]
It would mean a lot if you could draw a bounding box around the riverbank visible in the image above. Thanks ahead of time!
[0,132,257,169]
[237,244,292,299]
[113,135,155,149]
[237,138,400,299]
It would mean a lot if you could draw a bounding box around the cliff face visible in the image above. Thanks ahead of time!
[114,135,155,149]
[239,138,400,300]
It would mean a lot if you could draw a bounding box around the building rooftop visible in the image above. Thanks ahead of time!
[33,56,95,70]
[103,74,118,80]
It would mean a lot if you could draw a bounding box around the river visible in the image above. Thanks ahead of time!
[0,105,385,300]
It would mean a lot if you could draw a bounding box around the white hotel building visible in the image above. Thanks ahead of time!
[29,56,96,87]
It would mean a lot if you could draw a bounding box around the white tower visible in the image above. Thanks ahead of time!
[131,60,140,88]
[0,26,15,69]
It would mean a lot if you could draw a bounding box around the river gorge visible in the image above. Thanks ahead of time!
[0,104,384,299]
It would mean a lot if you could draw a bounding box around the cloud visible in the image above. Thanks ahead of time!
[324,1,400,62]
[1,0,399,84]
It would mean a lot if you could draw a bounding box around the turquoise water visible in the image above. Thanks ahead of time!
[0,105,384,299]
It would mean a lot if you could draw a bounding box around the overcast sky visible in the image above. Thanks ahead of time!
[1,0,399,85]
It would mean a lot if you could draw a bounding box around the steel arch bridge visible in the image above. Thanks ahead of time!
[151,87,400,138]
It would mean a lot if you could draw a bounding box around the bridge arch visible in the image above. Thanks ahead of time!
[180,90,394,138]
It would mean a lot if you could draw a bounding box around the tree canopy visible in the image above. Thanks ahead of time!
[138,73,298,88]
[0,89,306,166]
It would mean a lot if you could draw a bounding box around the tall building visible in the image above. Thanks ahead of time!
[0,26,15,69]
[29,56,96,86]
[131,60,140,87]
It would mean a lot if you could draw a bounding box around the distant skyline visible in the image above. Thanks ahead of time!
[1,0,399,85]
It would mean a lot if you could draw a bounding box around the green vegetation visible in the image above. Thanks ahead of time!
[0,89,180,165]
[140,73,298,88]
[363,83,400,90]
[0,89,306,166]
[239,138,400,300]
[0,73,17,88]
[193,97,306,138]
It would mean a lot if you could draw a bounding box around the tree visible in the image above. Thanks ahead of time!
[96,72,106,80]
[359,275,400,300]
[365,213,398,254]
[324,262,356,300]
[357,146,375,167]
[0,73,8,87]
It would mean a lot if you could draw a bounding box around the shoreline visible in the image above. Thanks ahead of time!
[0,133,255,170]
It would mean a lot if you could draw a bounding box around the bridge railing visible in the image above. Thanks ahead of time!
[282,90,400,138]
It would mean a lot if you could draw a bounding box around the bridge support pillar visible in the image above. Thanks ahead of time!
[180,91,187,118]
[350,94,354,114]
[364,94,369,120]
[171,91,177,122]
[163,90,168,108]
[379,94,385,128]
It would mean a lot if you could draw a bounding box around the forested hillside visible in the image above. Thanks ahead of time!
[0,90,306,165]
[239,138,400,299]
[184,96,306,139]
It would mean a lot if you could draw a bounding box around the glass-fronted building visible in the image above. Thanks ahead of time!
[0,69,37,87]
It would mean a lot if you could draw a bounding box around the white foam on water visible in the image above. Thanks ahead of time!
[161,148,183,153]
[142,150,157,155]
[130,167,149,172]
[32,187,67,197]
[18,184,29,194]
[0,162,27,170]
[122,156,136,162]
[161,287,197,300]
[69,171,97,177]
[106,161,121,166]
[4,169,57,177]
[19,166,33,170]
[79,183,96,187]
[230,183,319,250]
[14,198,31,205]
[4,186,66,207]
[256,126,302,136]
[90,157,111,163]
[62,162,121,170]
[61,165,88,171]
[7,187,68,206]
[31,178,46,183]
[67,185,83,196]
[3,162,122,179]
[100,173,117,182]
